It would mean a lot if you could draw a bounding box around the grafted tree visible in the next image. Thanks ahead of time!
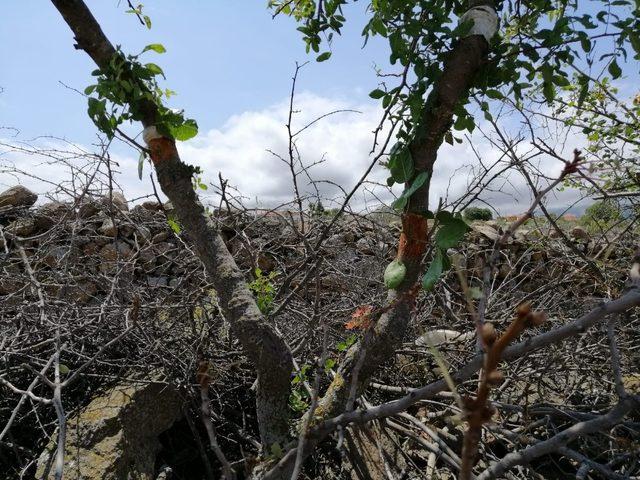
[41,0,640,478]
[48,0,295,451]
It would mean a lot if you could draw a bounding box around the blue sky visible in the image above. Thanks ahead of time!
[1,1,388,143]
[1,1,416,210]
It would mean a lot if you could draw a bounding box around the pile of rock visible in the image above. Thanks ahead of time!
[0,186,198,304]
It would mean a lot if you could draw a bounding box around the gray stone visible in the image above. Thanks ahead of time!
[35,202,69,230]
[42,245,76,268]
[134,225,152,243]
[152,231,170,244]
[7,217,37,237]
[101,192,129,211]
[356,237,375,255]
[36,380,182,480]
[0,185,37,208]
[78,199,101,218]
[571,226,590,241]
[141,201,162,211]
[470,221,500,242]
[147,276,169,287]
[98,218,118,237]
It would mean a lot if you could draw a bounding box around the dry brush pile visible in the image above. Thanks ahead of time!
[0,182,638,479]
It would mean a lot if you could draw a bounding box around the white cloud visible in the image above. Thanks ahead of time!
[1,92,592,215]
[178,92,385,209]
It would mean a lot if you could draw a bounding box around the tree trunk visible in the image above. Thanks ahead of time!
[313,0,497,421]
[49,0,293,450]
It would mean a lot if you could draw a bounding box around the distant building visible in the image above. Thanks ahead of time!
[562,214,578,222]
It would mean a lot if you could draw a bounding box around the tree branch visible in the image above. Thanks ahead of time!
[49,0,293,448]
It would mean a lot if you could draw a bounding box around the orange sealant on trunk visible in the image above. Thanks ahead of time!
[148,137,179,164]
[397,213,429,261]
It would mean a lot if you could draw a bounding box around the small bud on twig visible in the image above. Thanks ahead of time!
[528,311,547,327]
[486,370,504,386]
[481,323,497,344]
[517,301,532,317]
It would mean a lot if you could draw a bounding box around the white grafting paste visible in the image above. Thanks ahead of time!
[142,126,163,145]
[415,329,475,347]
[459,5,499,42]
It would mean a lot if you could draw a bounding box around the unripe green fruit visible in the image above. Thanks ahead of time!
[384,260,406,289]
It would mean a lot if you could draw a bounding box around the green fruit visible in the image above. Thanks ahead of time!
[384,260,406,289]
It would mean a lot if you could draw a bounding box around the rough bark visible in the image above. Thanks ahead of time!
[50,0,293,449]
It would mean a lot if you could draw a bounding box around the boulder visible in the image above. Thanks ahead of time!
[98,241,133,274]
[66,280,98,303]
[141,201,162,211]
[152,231,170,244]
[7,217,37,237]
[470,221,500,242]
[571,226,590,241]
[78,199,101,219]
[42,245,79,268]
[35,202,69,230]
[0,185,37,208]
[356,237,375,255]
[98,218,118,237]
[36,380,182,480]
[101,192,129,211]
[134,225,152,244]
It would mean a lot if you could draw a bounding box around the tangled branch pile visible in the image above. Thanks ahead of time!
[1,183,638,479]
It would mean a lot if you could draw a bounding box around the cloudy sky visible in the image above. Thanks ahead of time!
[0,1,611,214]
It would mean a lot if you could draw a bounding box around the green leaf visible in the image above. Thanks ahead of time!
[422,249,446,291]
[608,59,622,79]
[144,63,165,78]
[542,81,555,103]
[392,172,429,210]
[143,15,152,29]
[444,131,454,145]
[369,88,386,99]
[87,97,105,117]
[580,36,592,53]
[485,89,503,100]
[324,358,336,371]
[316,51,332,62]
[435,217,469,249]
[468,287,483,299]
[142,43,166,54]
[167,118,198,141]
[577,78,589,109]
[84,85,97,95]
[337,334,356,352]
[388,144,414,183]
[167,217,182,234]
[270,443,283,459]
[630,33,640,56]
[58,364,70,375]
[435,210,454,223]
